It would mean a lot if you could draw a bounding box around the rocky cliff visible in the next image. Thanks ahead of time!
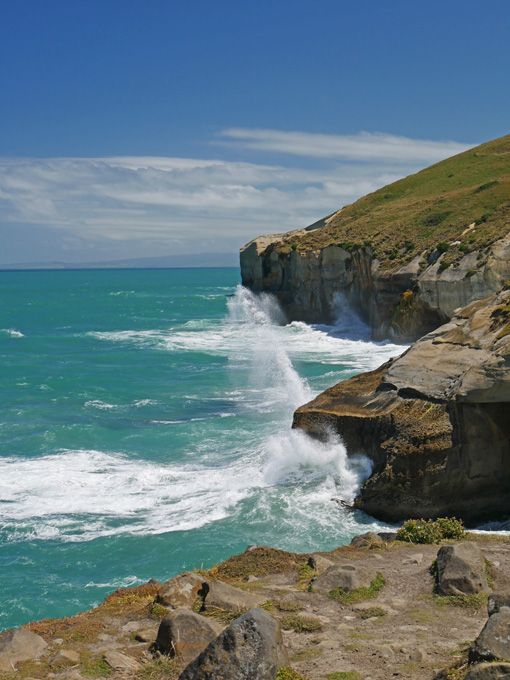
[241,135,510,342]
[293,289,510,524]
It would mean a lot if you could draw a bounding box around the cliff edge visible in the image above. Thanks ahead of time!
[293,289,510,524]
[241,134,510,342]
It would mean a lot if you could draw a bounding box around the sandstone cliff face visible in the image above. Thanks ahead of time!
[293,290,510,524]
[240,233,510,342]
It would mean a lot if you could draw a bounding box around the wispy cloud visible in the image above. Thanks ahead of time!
[0,130,474,264]
[217,128,473,163]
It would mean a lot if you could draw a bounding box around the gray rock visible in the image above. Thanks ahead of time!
[350,532,384,548]
[156,609,224,662]
[49,649,81,667]
[134,626,159,643]
[378,532,398,542]
[465,663,510,679]
[0,628,48,672]
[103,651,142,673]
[488,593,510,616]
[203,580,266,613]
[470,608,510,663]
[437,542,491,596]
[312,564,377,595]
[307,553,335,572]
[178,608,289,680]
[156,571,208,609]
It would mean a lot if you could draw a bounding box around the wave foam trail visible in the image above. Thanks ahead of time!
[329,293,372,341]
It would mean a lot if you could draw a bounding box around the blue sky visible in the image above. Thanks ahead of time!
[1,0,509,264]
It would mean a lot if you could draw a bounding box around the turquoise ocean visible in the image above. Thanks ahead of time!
[0,267,406,632]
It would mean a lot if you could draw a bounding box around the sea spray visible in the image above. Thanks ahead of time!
[0,268,404,631]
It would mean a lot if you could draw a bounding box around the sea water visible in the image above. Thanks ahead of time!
[0,267,404,632]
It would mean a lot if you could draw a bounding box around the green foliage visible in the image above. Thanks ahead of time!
[423,212,451,227]
[291,648,323,662]
[328,572,385,604]
[439,262,450,271]
[296,563,316,591]
[291,243,298,250]
[397,517,465,544]
[81,653,114,678]
[474,180,499,193]
[276,668,309,680]
[465,269,476,278]
[475,212,493,225]
[280,614,322,633]
[327,673,363,680]
[360,606,387,619]
[434,593,488,609]
[436,241,450,253]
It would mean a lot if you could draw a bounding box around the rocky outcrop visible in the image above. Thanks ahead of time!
[0,628,48,672]
[240,233,510,342]
[293,289,510,523]
[312,564,377,595]
[178,608,289,680]
[436,543,491,596]
[156,609,224,662]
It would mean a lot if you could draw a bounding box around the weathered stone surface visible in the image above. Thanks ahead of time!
[293,290,510,523]
[178,608,289,680]
[488,593,510,616]
[465,663,510,679]
[0,628,48,671]
[156,571,208,609]
[49,649,81,667]
[156,609,223,663]
[312,564,377,594]
[470,608,510,662]
[203,579,266,613]
[307,553,335,572]
[134,626,159,643]
[350,532,384,548]
[103,650,142,673]
[436,543,491,596]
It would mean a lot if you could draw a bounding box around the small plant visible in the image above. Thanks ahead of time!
[328,572,385,604]
[436,241,450,253]
[277,668,309,680]
[291,647,323,662]
[280,614,322,633]
[474,180,499,193]
[360,606,387,619]
[439,262,450,271]
[434,593,488,609]
[475,212,492,225]
[296,563,315,591]
[465,269,476,278]
[327,673,363,680]
[291,243,298,250]
[397,517,465,544]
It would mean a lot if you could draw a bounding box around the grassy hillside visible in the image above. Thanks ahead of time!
[280,134,510,270]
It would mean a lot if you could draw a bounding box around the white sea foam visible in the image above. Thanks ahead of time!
[3,286,399,546]
[1,328,24,338]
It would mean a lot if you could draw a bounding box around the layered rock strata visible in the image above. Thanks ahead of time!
[241,232,510,342]
[293,290,510,523]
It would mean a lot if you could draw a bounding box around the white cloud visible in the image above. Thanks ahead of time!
[0,130,474,263]
[217,128,473,162]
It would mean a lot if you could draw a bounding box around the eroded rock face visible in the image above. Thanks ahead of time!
[203,580,266,613]
[436,543,491,596]
[178,608,289,680]
[240,231,510,343]
[293,290,510,523]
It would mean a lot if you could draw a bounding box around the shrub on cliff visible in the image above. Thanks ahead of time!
[397,517,465,544]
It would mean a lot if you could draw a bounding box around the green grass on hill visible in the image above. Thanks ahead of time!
[278,134,510,270]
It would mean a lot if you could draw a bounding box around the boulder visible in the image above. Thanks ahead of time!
[49,649,81,667]
[488,593,510,616]
[0,628,48,672]
[436,542,491,596]
[103,651,142,673]
[350,532,384,548]
[312,564,377,595]
[203,580,266,613]
[465,663,510,679]
[178,608,289,680]
[156,609,224,663]
[307,553,335,572]
[470,608,510,662]
[156,571,208,609]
